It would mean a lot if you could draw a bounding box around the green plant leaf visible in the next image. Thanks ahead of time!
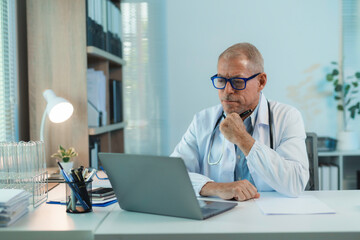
[332,69,339,76]
[345,98,352,106]
[335,84,342,92]
[348,105,359,119]
[334,95,341,100]
[350,109,356,119]
[333,79,338,86]
[62,157,70,163]
[331,61,338,65]
[337,105,344,111]
[352,82,358,87]
[355,72,360,79]
[326,74,333,81]
[60,145,66,152]
[344,84,350,97]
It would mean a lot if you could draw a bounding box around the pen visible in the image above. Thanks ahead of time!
[86,169,97,182]
[239,109,252,119]
[57,161,90,210]
[75,167,91,207]
[82,168,89,179]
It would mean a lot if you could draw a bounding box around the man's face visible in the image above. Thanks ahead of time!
[217,56,265,115]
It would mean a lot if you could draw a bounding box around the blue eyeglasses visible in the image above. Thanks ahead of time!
[211,72,261,90]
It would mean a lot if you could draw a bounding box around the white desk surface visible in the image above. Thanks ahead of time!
[2,188,360,240]
[0,183,115,240]
[95,190,360,240]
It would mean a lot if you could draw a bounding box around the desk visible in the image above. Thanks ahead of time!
[95,190,360,240]
[2,189,360,240]
[0,183,115,240]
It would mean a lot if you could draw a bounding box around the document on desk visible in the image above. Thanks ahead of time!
[254,192,336,215]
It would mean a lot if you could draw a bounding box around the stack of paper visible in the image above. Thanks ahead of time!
[255,192,336,215]
[0,189,31,227]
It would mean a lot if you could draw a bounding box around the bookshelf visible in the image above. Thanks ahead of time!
[26,0,124,168]
[318,150,360,190]
[87,44,125,155]
[87,46,125,66]
[89,122,126,136]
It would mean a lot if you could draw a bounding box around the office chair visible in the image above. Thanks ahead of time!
[305,132,319,190]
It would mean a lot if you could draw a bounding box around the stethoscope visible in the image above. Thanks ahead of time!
[207,100,273,165]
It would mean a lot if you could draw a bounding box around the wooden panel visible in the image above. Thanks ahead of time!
[110,129,124,153]
[99,133,111,153]
[109,68,122,81]
[27,0,89,168]
[16,0,30,141]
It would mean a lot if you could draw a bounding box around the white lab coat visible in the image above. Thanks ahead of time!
[171,93,309,197]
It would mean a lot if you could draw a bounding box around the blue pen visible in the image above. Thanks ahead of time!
[57,161,90,210]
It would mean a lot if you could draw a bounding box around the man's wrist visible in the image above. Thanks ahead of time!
[235,134,255,156]
[200,181,219,196]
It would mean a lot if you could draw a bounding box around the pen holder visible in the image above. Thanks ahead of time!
[65,180,93,213]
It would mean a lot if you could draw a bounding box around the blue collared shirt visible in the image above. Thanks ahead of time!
[234,100,260,184]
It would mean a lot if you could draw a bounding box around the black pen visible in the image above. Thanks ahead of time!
[240,109,252,119]
[71,169,79,182]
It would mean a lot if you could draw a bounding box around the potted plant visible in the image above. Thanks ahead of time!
[51,145,78,173]
[326,61,360,150]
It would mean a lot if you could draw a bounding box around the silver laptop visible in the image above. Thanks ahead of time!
[98,153,237,220]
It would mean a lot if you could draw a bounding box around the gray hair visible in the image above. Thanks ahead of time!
[218,43,264,72]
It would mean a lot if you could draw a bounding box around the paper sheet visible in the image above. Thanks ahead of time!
[255,192,336,215]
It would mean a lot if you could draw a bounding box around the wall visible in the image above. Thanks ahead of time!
[166,0,340,154]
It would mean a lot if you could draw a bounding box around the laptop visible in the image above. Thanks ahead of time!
[98,153,237,220]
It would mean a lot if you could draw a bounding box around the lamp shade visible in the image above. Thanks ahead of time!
[40,89,74,141]
[43,89,74,123]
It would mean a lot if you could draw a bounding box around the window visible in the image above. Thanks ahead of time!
[122,2,169,155]
[0,0,17,141]
[342,0,360,130]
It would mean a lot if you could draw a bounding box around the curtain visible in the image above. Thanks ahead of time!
[0,0,17,141]
[122,0,169,155]
[342,0,360,130]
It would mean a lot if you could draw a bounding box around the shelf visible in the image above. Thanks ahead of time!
[88,122,126,136]
[87,46,125,67]
[318,150,360,157]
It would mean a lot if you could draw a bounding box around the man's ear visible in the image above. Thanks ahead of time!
[258,73,267,91]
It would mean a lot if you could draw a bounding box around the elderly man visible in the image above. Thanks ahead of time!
[171,42,309,201]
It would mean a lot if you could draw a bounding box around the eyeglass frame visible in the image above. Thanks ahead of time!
[210,72,261,90]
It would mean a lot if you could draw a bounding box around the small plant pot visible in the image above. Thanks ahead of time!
[337,131,360,151]
[61,161,74,174]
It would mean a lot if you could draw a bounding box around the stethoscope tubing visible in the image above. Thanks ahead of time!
[207,100,273,165]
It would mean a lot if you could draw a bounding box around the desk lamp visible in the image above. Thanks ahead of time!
[40,89,74,141]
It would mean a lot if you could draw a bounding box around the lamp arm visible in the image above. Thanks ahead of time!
[40,109,47,141]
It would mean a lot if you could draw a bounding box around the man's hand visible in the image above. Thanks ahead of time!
[219,113,255,155]
[200,180,260,201]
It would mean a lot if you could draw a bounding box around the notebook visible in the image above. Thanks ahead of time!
[98,153,237,220]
